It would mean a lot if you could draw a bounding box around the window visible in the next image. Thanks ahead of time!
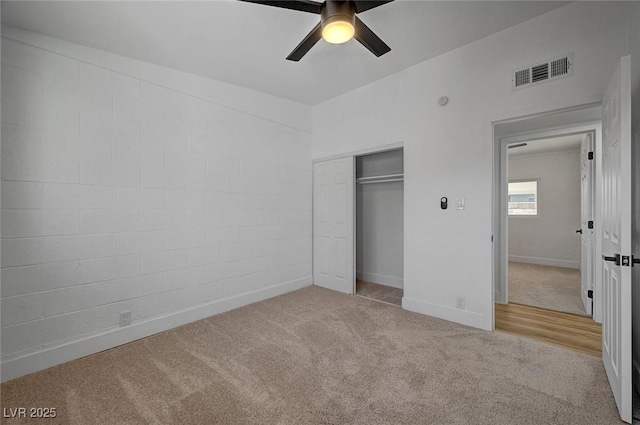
[508,180,538,216]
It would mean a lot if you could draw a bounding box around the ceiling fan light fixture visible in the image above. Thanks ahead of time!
[320,1,356,44]
[322,19,355,44]
[239,0,393,61]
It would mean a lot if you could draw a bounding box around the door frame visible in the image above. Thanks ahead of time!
[312,142,405,296]
[492,106,604,325]
[499,126,600,317]
[353,147,405,294]
[580,132,596,316]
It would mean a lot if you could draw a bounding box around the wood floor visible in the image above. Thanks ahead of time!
[495,303,602,357]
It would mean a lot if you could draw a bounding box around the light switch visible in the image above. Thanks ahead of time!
[456,198,465,210]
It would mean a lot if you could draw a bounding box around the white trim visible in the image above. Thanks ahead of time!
[508,256,579,270]
[0,277,312,383]
[488,102,602,133]
[508,147,581,160]
[493,117,602,323]
[490,103,603,331]
[352,155,357,296]
[501,126,601,145]
[356,272,403,289]
[312,142,404,163]
[402,297,491,331]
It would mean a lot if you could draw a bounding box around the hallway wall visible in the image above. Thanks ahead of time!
[508,149,581,269]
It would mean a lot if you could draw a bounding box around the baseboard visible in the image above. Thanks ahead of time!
[509,255,579,269]
[356,271,403,289]
[0,277,312,383]
[402,297,491,331]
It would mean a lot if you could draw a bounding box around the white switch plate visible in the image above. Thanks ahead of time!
[456,198,465,210]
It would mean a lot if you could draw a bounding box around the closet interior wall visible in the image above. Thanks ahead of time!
[356,149,404,289]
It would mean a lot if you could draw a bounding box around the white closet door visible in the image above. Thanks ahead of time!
[601,56,632,424]
[313,158,354,294]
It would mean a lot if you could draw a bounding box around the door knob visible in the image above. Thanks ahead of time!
[576,229,583,234]
[602,254,621,266]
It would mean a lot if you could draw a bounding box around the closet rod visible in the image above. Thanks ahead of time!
[358,178,404,185]
[357,173,404,182]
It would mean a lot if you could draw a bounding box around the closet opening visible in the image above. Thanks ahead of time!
[354,148,404,306]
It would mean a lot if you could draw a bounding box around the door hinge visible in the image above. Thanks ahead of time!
[587,290,593,299]
[588,220,594,229]
[588,151,594,160]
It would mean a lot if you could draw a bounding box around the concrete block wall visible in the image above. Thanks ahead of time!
[0,29,312,381]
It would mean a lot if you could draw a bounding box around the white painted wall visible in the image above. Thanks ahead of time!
[508,149,581,269]
[356,184,404,288]
[0,27,313,381]
[356,150,404,288]
[312,2,635,330]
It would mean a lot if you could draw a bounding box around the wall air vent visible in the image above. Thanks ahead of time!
[531,63,549,83]
[512,53,573,90]
[514,69,530,87]
[550,56,570,77]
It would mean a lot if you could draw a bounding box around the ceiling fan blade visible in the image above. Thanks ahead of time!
[354,17,391,57]
[237,0,322,14]
[352,0,394,14]
[286,22,323,61]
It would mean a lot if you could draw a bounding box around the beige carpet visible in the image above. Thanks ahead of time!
[509,262,588,316]
[1,286,621,424]
[356,280,402,306]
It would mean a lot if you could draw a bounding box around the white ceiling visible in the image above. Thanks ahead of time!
[508,134,584,157]
[1,0,568,105]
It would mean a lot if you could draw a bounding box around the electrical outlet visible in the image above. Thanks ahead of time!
[120,311,132,327]
[456,296,466,310]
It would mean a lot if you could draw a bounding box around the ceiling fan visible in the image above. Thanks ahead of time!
[238,0,394,61]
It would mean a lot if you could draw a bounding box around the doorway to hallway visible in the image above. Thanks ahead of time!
[505,131,594,317]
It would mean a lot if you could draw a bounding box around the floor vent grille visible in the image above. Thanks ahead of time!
[513,53,573,90]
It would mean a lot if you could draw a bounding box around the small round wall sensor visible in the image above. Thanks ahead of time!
[438,96,449,106]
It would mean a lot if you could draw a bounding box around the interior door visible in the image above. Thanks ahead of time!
[580,133,594,316]
[313,157,354,294]
[601,56,632,424]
